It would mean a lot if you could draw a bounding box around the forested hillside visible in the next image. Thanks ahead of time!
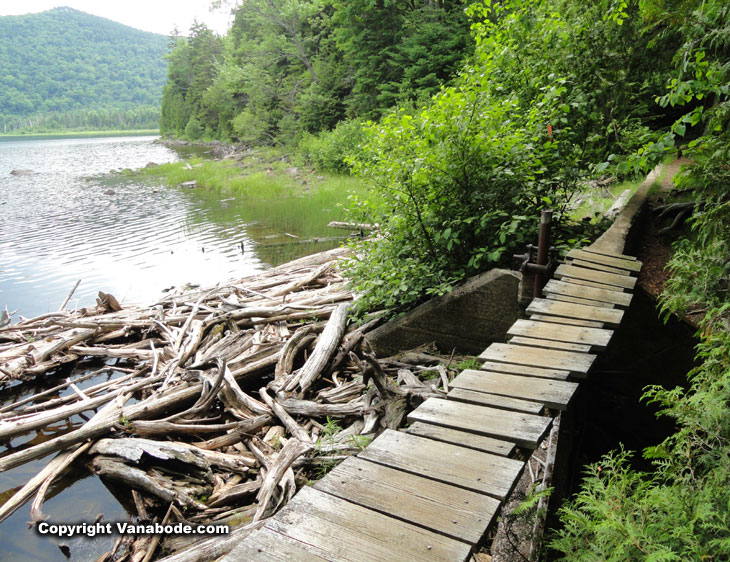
[0,7,168,133]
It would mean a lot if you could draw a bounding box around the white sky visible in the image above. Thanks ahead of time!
[0,1,234,36]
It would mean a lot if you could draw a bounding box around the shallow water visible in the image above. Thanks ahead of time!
[0,136,260,318]
[0,135,342,318]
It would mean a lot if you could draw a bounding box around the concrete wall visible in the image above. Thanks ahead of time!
[366,269,522,356]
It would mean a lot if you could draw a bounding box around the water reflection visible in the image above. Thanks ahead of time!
[0,136,263,317]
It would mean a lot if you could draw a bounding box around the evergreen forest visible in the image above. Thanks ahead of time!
[163,0,730,558]
[0,7,168,133]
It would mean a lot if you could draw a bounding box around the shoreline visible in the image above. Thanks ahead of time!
[0,129,159,141]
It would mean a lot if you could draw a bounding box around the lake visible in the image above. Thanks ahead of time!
[0,135,345,319]
[0,135,348,560]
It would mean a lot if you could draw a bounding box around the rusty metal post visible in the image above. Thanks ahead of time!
[533,209,552,299]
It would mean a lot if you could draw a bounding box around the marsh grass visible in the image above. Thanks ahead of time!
[138,152,368,239]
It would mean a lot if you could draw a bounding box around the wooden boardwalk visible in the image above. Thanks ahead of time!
[224,247,641,561]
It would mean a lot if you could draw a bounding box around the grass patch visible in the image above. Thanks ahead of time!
[136,149,369,239]
[455,357,482,371]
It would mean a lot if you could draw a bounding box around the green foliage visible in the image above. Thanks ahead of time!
[348,434,372,451]
[138,154,367,240]
[1,106,161,134]
[159,0,474,148]
[455,358,482,371]
[296,120,365,173]
[184,116,205,140]
[343,0,626,315]
[652,0,730,319]
[0,7,168,133]
[550,321,730,560]
[332,0,473,119]
[160,24,223,137]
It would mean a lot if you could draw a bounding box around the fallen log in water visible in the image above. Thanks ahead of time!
[0,246,464,561]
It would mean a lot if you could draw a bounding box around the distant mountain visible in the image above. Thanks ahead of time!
[0,7,169,132]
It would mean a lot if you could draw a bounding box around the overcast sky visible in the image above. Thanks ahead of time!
[0,1,233,36]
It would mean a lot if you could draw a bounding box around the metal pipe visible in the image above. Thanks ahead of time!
[534,209,552,298]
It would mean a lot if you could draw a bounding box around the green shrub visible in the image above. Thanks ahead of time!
[184,116,204,140]
[341,0,598,316]
[297,120,365,174]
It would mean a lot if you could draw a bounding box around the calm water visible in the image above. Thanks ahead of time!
[0,135,341,319]
[0,135,343,560]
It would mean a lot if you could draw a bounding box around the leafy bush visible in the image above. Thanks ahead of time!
[184,116,204,141]
[296,120,365,174]
[341,0,608,315]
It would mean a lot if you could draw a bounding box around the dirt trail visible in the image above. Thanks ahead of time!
[635,157,701,326]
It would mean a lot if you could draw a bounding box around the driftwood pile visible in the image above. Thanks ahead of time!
[0,247,456,562]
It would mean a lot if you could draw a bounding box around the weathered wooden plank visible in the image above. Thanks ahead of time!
[543,280,633,308]
[567,248,642,272]
[509,335,593,353]
[507,319,613,351]
[559,276,628,291]
[360,429,524,499]
[407,397,552,449]
[555,264,637,290]
[546,294,615,309]
[448,386,545,414]
[266,486,471,562]
[581,247,639,262]
[405,422,515,457]
[451,370,579,411]
[568,258,633,276]
[526,298,624,326]
[314,457,500,545]
[478,359,572,380]
[479,343,596,376]
[530,314,604,329]
[226,527,332,561]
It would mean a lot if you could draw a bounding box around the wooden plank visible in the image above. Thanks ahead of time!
[478,359,571,381]
[447,386,545,414]
[479,343,596,376]
[530,314,604,329]
[405,422,515,457]
[266,486,471,562]
[360,429,525,499]
[507,319,613,350]
[581,247,639,262]
[451,370,579,411]
[567,248,642,272]
[546,293,615,308]
[527,298,624,326]
[559,276,629,291]
[226,527,332,561]
[509,335,593,353]
[407,397,552,449]
[543,280,633,308]
[314,457,501,545]
[568,258,633,276]
[555,264,637,290]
